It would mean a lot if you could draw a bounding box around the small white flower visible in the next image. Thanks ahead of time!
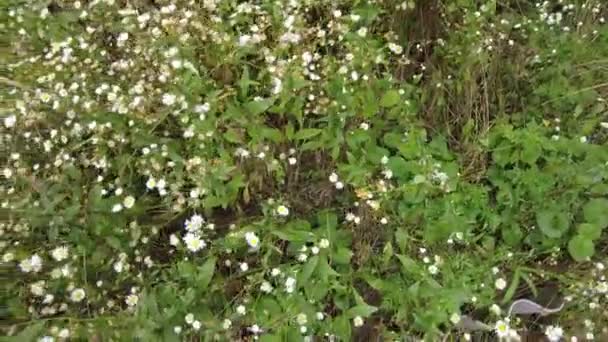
[285,277,296,293]
[51,246,69,261]
[545,325,564,342]
[260,281,273,293]
[271,268,281,276]
[185,313,194,324]
[495,278,507,290]
[381,156,389,164]
[494,320,510,338]
[450,313,461,324]
[192,320,201,331]
[288,157,297,165]
[58,329,70,339]
[357,27,368,37]
[580,136,588,143]
[335,181,344,190]
[276,205,289,216]
[145,177,156,189]
[70,288,86,302]
[174,326,182,334]
[240,262,249,272]
[3,252,14,262]
[123,196,135,209]
[249,324,261,334]
[296,313,308,325]
[125,294,139,307]
[183,233,206,252]
[113,261,124,273]
[297,253,308,262]
[353,316,364,327]
[311,246,320,255]
[329,172,339,183]
[316,312,324,320]
[319,239,330,249]
[490,304,502,316]
[117,32,129,42]
[388,42,403,54]
[4,115,16,128]
[245,232,260,248]
[162,93,176,106]
[169,234,180,246]
[20,254,43,273]
[111,204,123,213]
[30,281,46,296]
[222,319,232,329]
[236,305,246,315]
[185,214,204,231]
[428,265,439,275]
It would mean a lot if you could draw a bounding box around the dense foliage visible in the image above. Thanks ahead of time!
[2,0,607,341]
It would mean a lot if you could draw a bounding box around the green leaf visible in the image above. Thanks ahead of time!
[271,228,313,243]
[259,334,282,342]
[333,247,353,265]
[578,223,602,240]
[536,210,570,238]
[332,315,351,340]
[293,128,322,141]
[501,269,520,304]
[568,235,595,261]
[245,99,273,115]
[197,256,217,290]
[299,255,319,284]
[346,304,378,317]
[380,90,400,107]
[583,198,608,229]
[396,254,418,275]
[11,322,45,342]
[520,142,542,165]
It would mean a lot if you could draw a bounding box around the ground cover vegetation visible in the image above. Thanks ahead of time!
[1,0,608,340]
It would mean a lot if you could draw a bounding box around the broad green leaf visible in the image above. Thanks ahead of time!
[299,256,319,284]
[578,223,602,240]
[536,210,569,238]
[245,99,273,115]
[332,316,351,340]
[197,256,217,290]
[11,322,45,342]
[271,228,313,243]
[568,235,595,261]
[380,90,400,107]
[583,198,608,229]
[346,304,378,317]
[520,142,542,165]
[294,128,322,141]
[333,247,353,265]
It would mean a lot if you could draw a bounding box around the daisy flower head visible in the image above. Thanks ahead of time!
[544,325,563,342]
[183,233,206,252]
[494,319,510,338]
[70,288,86,302]
[276,205,289,217]
[353,316,364,327]
[51,246,69,261]
[245,232,260,249]
[495,278,507,290]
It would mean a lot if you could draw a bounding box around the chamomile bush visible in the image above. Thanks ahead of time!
[1,0,608,341]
